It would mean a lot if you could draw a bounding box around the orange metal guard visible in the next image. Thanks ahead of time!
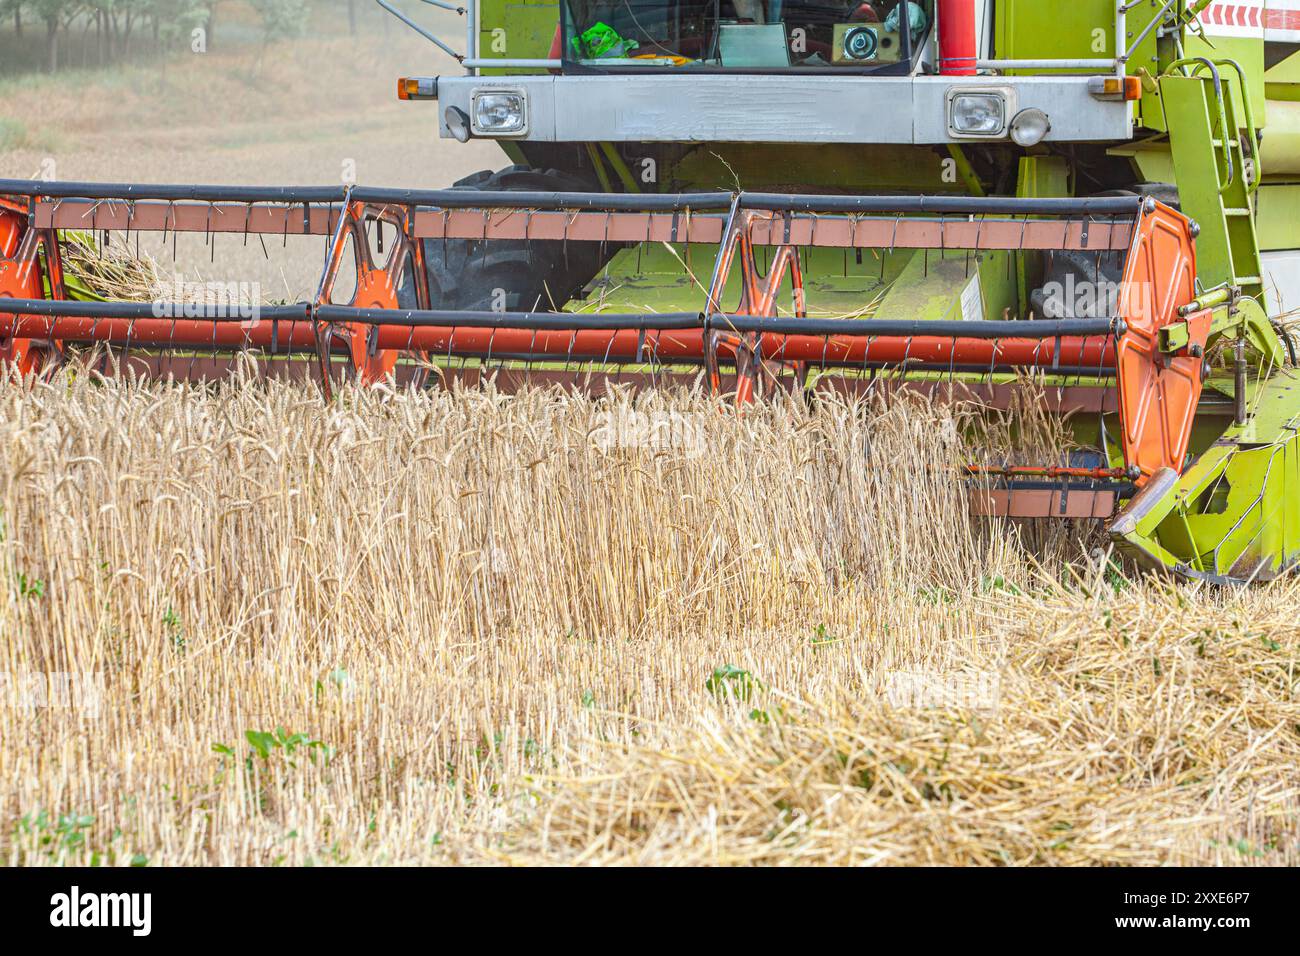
[1114,201,1210,482]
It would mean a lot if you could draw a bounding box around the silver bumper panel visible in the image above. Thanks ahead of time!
[433,75,1134,144]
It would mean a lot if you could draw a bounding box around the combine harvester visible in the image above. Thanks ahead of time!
[2,0,1300,582]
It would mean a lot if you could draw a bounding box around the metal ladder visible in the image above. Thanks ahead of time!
[1161,57,1285,369]
[1162,57,1262,297]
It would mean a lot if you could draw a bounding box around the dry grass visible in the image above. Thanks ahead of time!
[60,232,162,303]
[0,371,1296,866]
[0,26,503,302]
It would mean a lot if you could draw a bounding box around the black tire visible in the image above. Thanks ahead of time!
[1131,183,1181,211]
[400,165,621,313]
[1028,185,1180,319]
[1090,183,1181,210]
[1030,248,1125,319]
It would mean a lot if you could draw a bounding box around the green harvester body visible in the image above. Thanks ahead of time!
[428,0,1300,581]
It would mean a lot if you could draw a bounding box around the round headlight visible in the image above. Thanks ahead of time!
[1010,108,1051,147]
[445,107,471,143]
[843,27,879,61]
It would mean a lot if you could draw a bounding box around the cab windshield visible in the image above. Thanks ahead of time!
[563,0,934,73]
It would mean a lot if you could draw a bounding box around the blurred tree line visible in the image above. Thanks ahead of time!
[0,0,347,73]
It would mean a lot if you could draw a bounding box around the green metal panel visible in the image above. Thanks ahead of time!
[1113,375,1300,580]
[1265,47,1300,101]
[975,251,1019,322]
[588,241,896,316]
[995,0,1159,73]
[876,251,981,322]
[1256,183,1300,250]
[1107,140,1176,184]
[477,0,558,75]
[1013,155,1070,318]
[584,243,1020,323]
[1266,49,1300,82]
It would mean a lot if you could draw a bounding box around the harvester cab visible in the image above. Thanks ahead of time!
[3,1,1300,582]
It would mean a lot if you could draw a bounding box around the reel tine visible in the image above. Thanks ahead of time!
[323,202,333,271]
[170,200,179,262]
[124,198,136,255]
[527,327,540,385]
[685,206,695,274]
[525,207,534,270]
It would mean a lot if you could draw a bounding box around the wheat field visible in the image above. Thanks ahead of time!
[0,368,1296,866]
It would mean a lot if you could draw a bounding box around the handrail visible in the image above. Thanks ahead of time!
[1120,0,1177,67]
[374,0,463,62]
[376,0,563,73]
[1211,58,1262,196]
[1168,56,1261,196]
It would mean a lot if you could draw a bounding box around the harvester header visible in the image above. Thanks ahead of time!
[1,175,1277,581]
[5,0,1300,583]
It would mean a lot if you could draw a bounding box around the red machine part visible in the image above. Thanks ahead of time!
[0,198,64,376]
[0,316,1120,369]
[705,210,811,402]
[705,201,1203,486]
[314,199,429,396]
[0,186,1208,493]
[938,0,978,76]
[701,207,1117,402]
[1114,202,1209,483]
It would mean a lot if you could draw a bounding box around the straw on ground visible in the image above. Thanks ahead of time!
[0,372,1296,865]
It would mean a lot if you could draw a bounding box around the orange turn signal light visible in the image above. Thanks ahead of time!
[398,77,438,101]
[1089,75,1143,101]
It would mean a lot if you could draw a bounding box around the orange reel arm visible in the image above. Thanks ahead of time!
[1115,201,1211,484]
